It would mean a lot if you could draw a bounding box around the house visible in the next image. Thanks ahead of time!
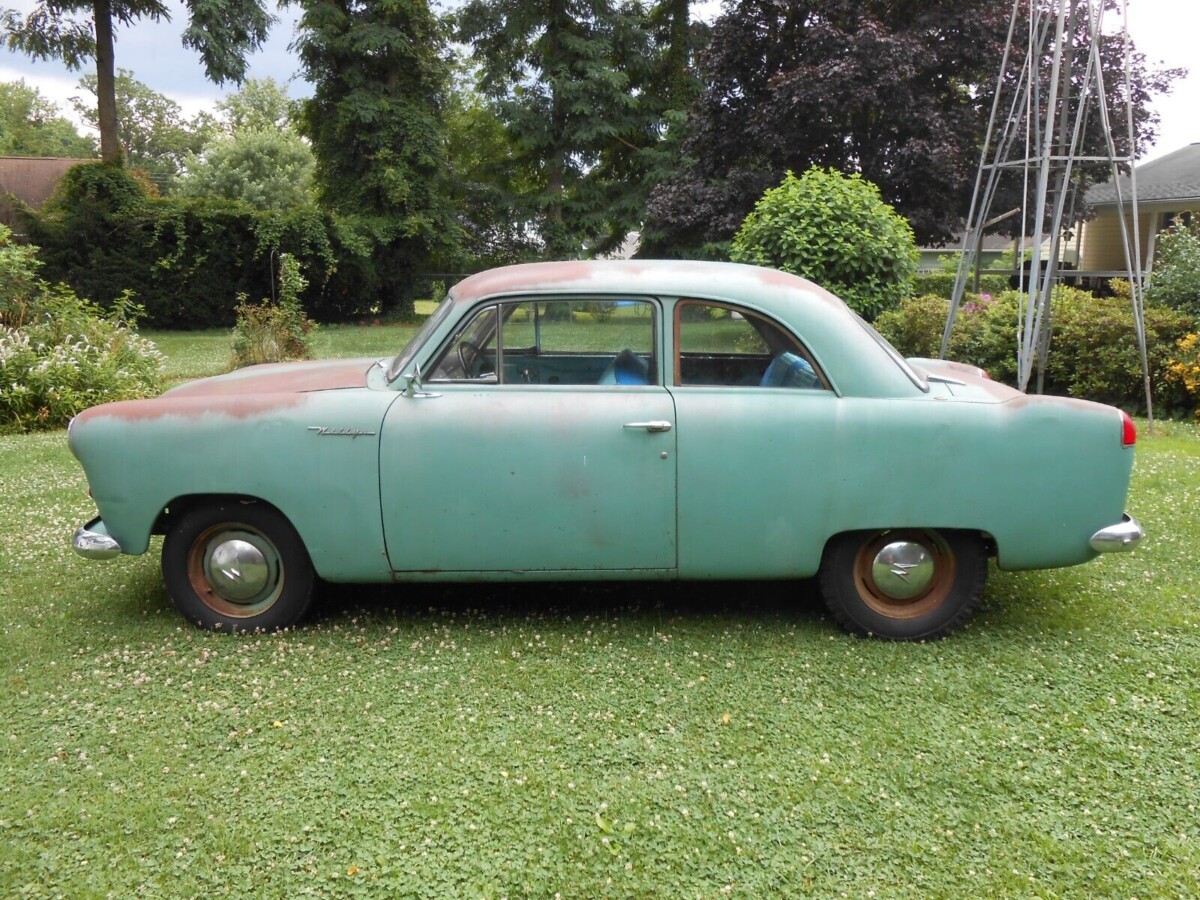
[1081,142,1200,275]
[0,156,94,234]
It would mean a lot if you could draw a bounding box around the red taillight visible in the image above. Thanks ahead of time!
[1121,411,1137,447]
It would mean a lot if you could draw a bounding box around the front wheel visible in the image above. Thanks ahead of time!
[819,529,987,640]
[162,501,315,632]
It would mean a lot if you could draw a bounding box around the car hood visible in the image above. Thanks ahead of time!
[163,358,378,398]
[70,358,381,431]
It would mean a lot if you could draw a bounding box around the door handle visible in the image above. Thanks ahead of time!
[623,421,672,433]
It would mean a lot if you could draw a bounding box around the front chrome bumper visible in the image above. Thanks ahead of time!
[1089,514,1145,553]
[72,517,123,560]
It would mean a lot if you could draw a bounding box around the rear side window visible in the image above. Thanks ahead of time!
[674,301,826,390]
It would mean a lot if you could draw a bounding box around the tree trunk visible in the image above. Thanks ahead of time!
[93,0,123,164]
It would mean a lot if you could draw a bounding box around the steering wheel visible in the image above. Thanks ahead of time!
[457,340,483,374]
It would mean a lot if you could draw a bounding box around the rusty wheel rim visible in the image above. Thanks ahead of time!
[852,530,955,620]
[186,523,284,619]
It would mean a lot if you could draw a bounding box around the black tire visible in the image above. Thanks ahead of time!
[162,500,315,632]
[819,529,987,640]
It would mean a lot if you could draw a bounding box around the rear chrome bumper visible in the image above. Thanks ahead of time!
[72,517,123,560]
[1089,514,1145,553]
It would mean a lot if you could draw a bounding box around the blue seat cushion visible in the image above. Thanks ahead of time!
[760,351,819,389]
[599,349,650,385]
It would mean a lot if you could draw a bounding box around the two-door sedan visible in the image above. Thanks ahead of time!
[69,261,1144,639]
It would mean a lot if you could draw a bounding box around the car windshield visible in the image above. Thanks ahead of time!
[853,312,929,392]
[386,296,455,382]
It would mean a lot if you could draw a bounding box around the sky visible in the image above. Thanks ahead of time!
[1,0,1196,162]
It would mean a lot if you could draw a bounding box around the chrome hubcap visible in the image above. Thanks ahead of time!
[871,541,935,600]
[205,535,273,603]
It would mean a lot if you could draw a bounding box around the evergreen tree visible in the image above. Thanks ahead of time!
[293,0,462,314]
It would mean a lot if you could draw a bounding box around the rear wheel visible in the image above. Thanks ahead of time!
[819,529,987,640]
[162,501,315,632]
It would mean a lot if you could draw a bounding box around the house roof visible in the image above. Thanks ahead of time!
[1088,143,1200,206]
[0,156,94,210]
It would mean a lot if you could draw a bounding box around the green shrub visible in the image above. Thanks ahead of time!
[1045,286,1195,410]
[230,254,316,368]
[0,225,163,433]
[875,288,1195,412]
[1144,221,1200,317]
[913,270,1010,301]
[22,165,385,328]
[730,167,918,320]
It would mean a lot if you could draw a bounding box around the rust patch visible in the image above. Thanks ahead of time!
[1002,393,1115,414]
[453,261,604,302]
[166,359,372,397]
[73,392,309,423]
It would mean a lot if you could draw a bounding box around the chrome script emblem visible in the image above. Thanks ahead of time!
[307,426,377,438]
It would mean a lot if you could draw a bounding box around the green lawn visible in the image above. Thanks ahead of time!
[1,329,1198,896]
[145,323,422,386]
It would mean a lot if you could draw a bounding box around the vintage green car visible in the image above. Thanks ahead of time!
[70,261,1143,639]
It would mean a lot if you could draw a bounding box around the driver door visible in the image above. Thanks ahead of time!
[379,297,677,574]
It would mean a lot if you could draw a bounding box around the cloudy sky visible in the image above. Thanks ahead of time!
[1,0,1196,162]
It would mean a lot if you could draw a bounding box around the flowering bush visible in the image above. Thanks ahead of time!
[1,230,165,432]
[1145,222,1200,317]
[1166,333,1200,416]
[874,287,1195,413]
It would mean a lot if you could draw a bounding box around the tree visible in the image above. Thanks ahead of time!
[177,129,315,210]
[0,80,96,157]
[730,167,918,320]
[457,0,672,258]
[2,0,272,163]
[644,0,1180,256]
[178,78,314,211]
[442,61,541,266]
[293,0,462,313]
[215,76,298,134]
[72,70,214,183]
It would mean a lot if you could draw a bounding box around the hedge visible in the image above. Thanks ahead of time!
[19,163,413,328]
[875,289,1196,414]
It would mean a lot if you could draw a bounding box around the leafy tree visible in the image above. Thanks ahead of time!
[179,79,314,211]
[644,0,1180,256]
[293,0,463,314]
[177,129,315,211]
[0,80,95,157]
[1145,221,1200,319]
[730,167,918,320]
[71,69,214,183]
[443,61,541,267]
[215,76,298,134]
[457,0,671,258]
[2,0,272,163]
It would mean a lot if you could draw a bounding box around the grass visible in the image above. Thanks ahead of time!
[144,324,422,387]
[1,329,1198,896]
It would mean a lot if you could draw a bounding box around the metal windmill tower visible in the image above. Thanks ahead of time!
[940,0,1152,423]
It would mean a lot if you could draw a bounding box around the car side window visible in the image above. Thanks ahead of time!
[428,298,657,385]
[675,301,826,389]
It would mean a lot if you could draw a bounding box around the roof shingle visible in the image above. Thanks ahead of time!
[1088,143,1200,206]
